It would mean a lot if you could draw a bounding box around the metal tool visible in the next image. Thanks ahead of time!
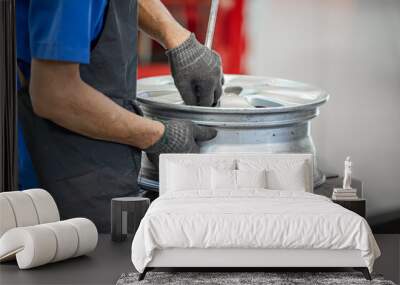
[205,0,220,49]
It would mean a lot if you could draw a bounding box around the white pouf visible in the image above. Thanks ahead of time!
[0,189,98,269]
[24,188,60,223]
[42,221,79,262]
[0,196,17,237]
[1,191,39,227]
[0,218,98,269]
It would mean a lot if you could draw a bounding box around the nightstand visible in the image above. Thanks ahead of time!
[332,199,366,218]
[314,176,366,218]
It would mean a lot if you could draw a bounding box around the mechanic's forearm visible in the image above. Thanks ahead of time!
[138,0,190,49]
[30,60,164,149]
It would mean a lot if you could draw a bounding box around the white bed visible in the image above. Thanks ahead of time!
[131,153,380,280]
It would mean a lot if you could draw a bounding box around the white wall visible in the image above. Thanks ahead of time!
[246,0,400,218]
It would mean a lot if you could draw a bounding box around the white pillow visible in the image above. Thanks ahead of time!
[238,158,310,192]
[211,168,268,192]
[236,169,267,189]
[266,161,308,191]
[211,168,237,191]
[167,162,211,192]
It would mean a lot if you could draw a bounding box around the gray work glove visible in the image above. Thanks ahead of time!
[145,120,217,168]
[166,33,224,107]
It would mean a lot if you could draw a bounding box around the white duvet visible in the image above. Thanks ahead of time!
[131,190,380,273]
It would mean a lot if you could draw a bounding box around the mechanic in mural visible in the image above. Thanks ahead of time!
[17,0,223,231]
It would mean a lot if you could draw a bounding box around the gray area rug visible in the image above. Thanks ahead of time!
[117,272,396,285]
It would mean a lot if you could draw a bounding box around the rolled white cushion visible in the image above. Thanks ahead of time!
[65,218,98,257]
[0,196,17,237]
[1,192,39,227]
[0,189,59,238]
[0,218,98,269]
[0,226,57,269]
[23,189,60,224]
[42,221,79,262]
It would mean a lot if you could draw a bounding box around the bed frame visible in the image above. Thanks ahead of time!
[138,154,372,281]
[139,248,371,280]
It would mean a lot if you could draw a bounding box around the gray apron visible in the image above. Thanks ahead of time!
[18,0,140,233]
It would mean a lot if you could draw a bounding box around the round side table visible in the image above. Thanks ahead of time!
[111,197,150,242]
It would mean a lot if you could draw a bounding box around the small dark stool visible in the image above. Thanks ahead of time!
[111,197,150,242]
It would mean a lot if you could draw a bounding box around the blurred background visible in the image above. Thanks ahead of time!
[138,0,246,77]
[139,0,400,232]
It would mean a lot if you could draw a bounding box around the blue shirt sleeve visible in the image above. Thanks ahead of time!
[29,0,105,64]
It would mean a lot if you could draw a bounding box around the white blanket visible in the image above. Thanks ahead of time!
[131,190,380,273]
